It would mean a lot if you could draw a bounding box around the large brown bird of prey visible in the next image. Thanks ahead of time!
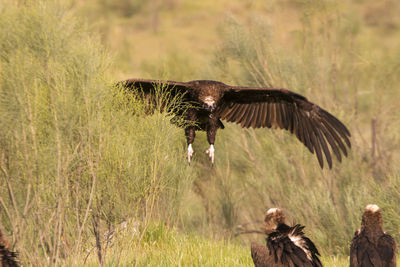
[350,204,396,267]
[120,79,351,168]
[0,228,19,267]
[251,208,322,267]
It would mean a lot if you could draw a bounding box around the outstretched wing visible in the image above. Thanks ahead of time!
[218,86,351,169]
[118,78,194,114]
[119,78,189,93]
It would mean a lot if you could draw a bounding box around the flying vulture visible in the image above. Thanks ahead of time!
[0,228,19,267]
[119,79,351,167]
[250,208,323,267]
[350,204,396,267]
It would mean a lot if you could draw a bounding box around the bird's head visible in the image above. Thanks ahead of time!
[202,96,216,111]
[361,204,383,230]
[192,80,226,111]
[263,208,286,234]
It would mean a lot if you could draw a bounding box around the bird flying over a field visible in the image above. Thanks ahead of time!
[350,204,396,267]
[250,208,322,267]
[119,78,351,168]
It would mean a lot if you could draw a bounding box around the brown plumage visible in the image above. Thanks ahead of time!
[119,78,351,168]
[350,204,396,267]
[0,228,19,267]
[250,208,323,267]
[251,242,270,267]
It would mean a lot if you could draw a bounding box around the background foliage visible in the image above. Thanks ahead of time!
[0,0,399,265]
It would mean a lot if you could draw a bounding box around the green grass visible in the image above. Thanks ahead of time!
[0,0,399,266]
[81,221,352,266]
[84,221,253,266]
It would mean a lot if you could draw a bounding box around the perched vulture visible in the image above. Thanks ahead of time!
[0,228,19,267]
[119,79,351,167]
[350,204,396,267]
[251,208,322,267]
[251,208,323,267]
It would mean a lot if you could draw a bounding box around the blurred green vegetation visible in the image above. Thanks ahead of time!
[0,0,399,265]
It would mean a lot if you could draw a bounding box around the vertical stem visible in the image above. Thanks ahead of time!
[74,93,102,265]
[371,118,377,176]
[92,215,103,267]
[371,118,376,160]
[50,86,64,266]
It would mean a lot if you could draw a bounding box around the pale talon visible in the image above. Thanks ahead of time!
[187,144,194,164]
[205,144,215,165]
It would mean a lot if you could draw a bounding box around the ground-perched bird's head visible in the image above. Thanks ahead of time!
[263,208,286,234]
[361,204,383,230]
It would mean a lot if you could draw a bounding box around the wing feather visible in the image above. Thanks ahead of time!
[314,126,332,169]
[260,103,268,127]
[267,227,320,267]
[286,104,294,133]
[119,78,189,94]
[257,103,264,128]
[224,104,240,121]
[295,110,307,150]
[266,103,273,128]
[321,109,351,139]
[304,116,324,168]
[299,111,316,155]
[118,78,192,115]
[278,103,287,129]
[231,104,245,121]
[252,103,261,128]
[281,104,289,130]
[219,86,351,168]
[236,104,248,124]
[319,123,342,162]
[321,120,348,157]
[291,108,301,143]
[241,105,252,127]
[246,105,257,128]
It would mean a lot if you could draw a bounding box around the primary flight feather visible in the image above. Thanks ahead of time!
[119,78,351,168]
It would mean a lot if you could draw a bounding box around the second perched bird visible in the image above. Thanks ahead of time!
[350,204,396,267]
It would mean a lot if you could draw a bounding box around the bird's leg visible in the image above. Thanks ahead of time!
[185,109,198,165]
[185,127,196,165]
[205,144,215,165]
[206,114,218,165]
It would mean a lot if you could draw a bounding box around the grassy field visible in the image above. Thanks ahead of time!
[0,0,399,266]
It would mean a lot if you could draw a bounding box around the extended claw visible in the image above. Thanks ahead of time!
[205,144,215,165]
[187,144,194,165]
